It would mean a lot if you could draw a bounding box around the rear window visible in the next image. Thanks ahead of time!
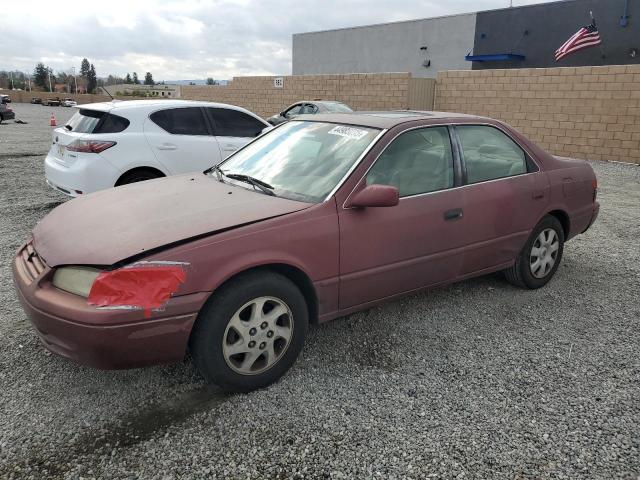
[323,102,353,113]
[65,109,129,134]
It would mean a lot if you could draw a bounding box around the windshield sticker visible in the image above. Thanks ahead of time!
[328,126,369,140]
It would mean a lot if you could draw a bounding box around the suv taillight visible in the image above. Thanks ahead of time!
[66,140,116,153]
[592,178,598,202]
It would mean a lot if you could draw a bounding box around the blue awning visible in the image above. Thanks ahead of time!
[465,53,526,62]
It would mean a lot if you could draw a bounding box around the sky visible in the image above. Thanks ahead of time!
[1,0,557,81]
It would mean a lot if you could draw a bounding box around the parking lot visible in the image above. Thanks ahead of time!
[0,103,638,479]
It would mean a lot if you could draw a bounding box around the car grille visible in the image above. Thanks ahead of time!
[18,243,46,283]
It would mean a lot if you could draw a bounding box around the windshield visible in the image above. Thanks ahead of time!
[218,121,380,203]
[323,102,353,113]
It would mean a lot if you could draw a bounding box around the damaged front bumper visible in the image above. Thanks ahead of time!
[13,244,209,369]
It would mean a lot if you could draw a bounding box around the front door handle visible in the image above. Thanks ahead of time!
[444,208,463,221]
[158,143,177,151]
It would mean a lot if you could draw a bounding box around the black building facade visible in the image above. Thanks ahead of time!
[471,0,640,70]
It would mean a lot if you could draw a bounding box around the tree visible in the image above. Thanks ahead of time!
[33,63,50,90]
[80,58,91,77]
[144,72,154,85]
[124,73,132,84]
[87,64,97,93]
[106,74,123,86]
[132,72,140,84]
[206,77,219,85]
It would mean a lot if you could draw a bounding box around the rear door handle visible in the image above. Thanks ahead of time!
[158,143,177,151]
[444,208,463,221]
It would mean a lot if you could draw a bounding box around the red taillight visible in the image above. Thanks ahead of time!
[592,178,598,202]
[66,140,116,153]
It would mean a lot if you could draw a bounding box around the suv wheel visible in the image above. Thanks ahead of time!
[190,272,308,392]
[504,215,565,289]
[116,169,162,186]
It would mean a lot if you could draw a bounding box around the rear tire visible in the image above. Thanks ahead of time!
[116,169,163,186]
[504,215,565,289]
[189,271,308,392]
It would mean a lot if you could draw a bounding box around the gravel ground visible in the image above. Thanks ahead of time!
[0,103,638,480]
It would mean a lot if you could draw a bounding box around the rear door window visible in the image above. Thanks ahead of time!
[456,125,527,184]
[150,107,209,136]
[300,104,318,114]
[206,108,266,138]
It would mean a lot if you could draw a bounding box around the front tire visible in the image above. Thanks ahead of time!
[504,215,565,289]
[189,271,308,392]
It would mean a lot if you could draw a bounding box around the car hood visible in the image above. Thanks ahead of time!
[33,174,312,266]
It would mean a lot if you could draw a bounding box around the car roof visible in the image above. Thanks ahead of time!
[291,100,347,105]
[75,99,262,116]
[294,111,491,129]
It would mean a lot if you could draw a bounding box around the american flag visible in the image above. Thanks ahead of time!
[555,21,602,62]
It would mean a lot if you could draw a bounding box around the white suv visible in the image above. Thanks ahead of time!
[45,99,271,196]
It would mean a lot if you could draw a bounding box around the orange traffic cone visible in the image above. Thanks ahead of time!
[50,112,57,127]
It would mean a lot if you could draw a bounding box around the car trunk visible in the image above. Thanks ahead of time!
[49,108,111,166]
[49,128,87,167]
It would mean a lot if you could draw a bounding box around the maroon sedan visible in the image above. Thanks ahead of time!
[13,111,599,392]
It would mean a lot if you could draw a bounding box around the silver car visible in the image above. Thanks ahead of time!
[267,100,352,125]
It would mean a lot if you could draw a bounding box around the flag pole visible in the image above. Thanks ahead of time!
[590,10,606,59]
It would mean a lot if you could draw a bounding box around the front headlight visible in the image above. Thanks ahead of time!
[52,266,102,297]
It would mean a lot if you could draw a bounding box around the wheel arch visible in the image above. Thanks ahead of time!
[197,263,319,326]
[115,166,166,186]
[546,209,570,240]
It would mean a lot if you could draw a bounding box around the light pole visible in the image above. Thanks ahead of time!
[9,71,14,90]
[71,66,78,94]
[47,69,53,93]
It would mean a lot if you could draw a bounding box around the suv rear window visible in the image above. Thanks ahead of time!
[65,109,130,134]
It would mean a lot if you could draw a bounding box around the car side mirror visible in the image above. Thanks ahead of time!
[280,111,286,117]
[348,184,399,208]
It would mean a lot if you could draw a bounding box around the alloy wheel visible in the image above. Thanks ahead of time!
[222,296,293,375]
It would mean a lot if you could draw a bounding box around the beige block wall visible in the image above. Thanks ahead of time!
[435,65,640,164]
[182,73,434,118]
[4,91,113,104]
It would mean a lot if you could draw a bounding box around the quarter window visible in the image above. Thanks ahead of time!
[95,114,130,133]
[457,125,527,184]
[206,108,266,137]
[366,126,455,197]
[150,107,209,136]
